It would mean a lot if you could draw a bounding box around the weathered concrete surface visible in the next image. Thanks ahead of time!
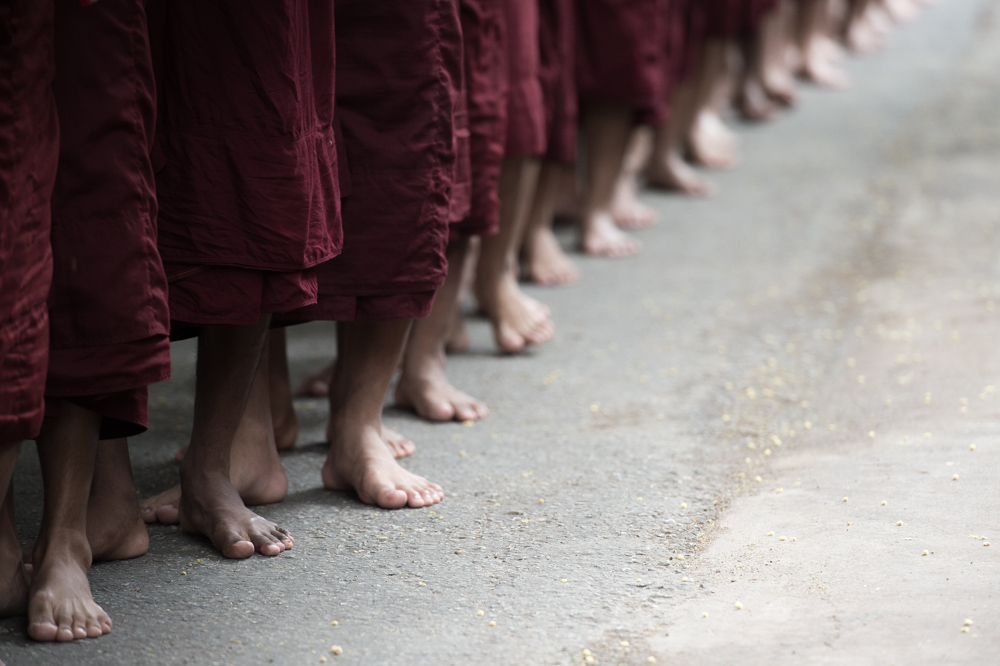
[3,1,998,664]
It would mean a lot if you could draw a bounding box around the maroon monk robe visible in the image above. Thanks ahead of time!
[0,0,58,443]
[503,0,547,158]
[280,0,463,323]
[43,0,171,439]
[538,0,578,165]
[149,1,341,333]
[704,0,779,38]
[450,0,508,241]
[576,0,670,125]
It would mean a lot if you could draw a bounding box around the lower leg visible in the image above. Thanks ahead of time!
[580,101,641,257]
[609,128,658,230]
[522,162,581,286]
[737,32,778,122]
[759,1,800,104]
[177,319,293,558]
[87,439,148,561]
[0,444,29,619]
[29,403,110,641]
[147,331,290,524]
[688,40,741,169]
[324,320,444,509]
[268,329,298,450]
[474,156,555,353]
[646,80,714,196]
[797,0,850,88]
[396,237,489,423]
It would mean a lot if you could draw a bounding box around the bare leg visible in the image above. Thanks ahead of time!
[149,318,293,558]
[87,439,148,561]
[522,162,581,286]
[688,40,741,170]
[294,359,334,398]
[396,237,489,422]
[736,30,779,122]
[647,80,715,196]
[268,329,297,451]
[145,328,291,526]
[610,128,658,230]
[444,236,478,354]
[580,101,642,257]
[760,0,800,105]
[323,320,444,509]
[28,403,111,641]
[474,156,555,353]
[797,0,851,89]
[0,443,29,619]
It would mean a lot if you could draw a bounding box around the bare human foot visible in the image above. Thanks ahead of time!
[323,424,443,509]
[87,440,148,561]
[523,225,581,286]
[582,211,641,258]
[325,320,443,509]
[444,310,471,354]
[646,150,715,197]
[395,357,489,423]
[610,177,658,230]
[688,111,740,170]
[381,427,417,458]
[27,533,110,642]
[475,273,555,353]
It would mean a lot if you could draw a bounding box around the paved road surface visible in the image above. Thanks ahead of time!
[3,1,998,663]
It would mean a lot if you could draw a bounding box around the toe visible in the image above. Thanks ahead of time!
[376,487,409,510]
[406,489,426,508]
[72,621,88,639]
[85,618,103,638]
[154,504,180,525]
[249,531,283,557]
[423,400,455,422]
[27,621,58,642]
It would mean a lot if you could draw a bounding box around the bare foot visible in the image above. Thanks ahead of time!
[295,361,334,398]
[801,37,851,89]
[0,489,29,618]
[737,78,778,123]
[646,152,715,197]
[87,484,148,562]
[582,212,641,258]
[689,111,740,170]
[381,427,417,458]
[444,310,471,354]
[395,353,489,423]
[610,178,658,230]
[27,534,111,642]
[523,226,581,286]
[178,470,292,558]
[475,274,555,353]
[323,424,443,509]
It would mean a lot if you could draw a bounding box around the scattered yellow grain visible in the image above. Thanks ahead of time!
[897,521,904,526]
[676,555,685,561]
[881,500,887,506]
[734,601,743,610]
[779,536,787,541]
[961,627,970,633]
[775,487,783,493]
[922,550,929,556]
[459,450,466,457]
[489,621,496,627]
[764,449,772,457]
[590,403,600,413]
[767,531,774,536]
[648,657,657,663]
[858,376,866,384]
[477,610,484,617]
[561,578,568,583]
[790,537,797,542]
[965,619,974,626]
[722,414,731,423]
[804,421,813,429]
[620,641,630,647]
[755,476,763,483]
[843,497,849,503]
[953,474,959,481]
[701,612,709,618]
[463,419,475,427]
[746,387,757,399]
[330,646,343,656]
[418,582,426,587]
[924,433,932,439]
[970,444,976,451]
[680,503,687,509]
[331,621,339,626]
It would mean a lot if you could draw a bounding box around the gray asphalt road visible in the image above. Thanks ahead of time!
[4,1,998,663]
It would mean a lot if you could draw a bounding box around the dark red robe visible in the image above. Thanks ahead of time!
[149,1,341,332]
[450,0,508,240]
[44,0,172,439]
[281,0,463,323]
[576,0,669,125]
[503,0,547,158]
[0,0,58,443]
[538,0,578,164]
